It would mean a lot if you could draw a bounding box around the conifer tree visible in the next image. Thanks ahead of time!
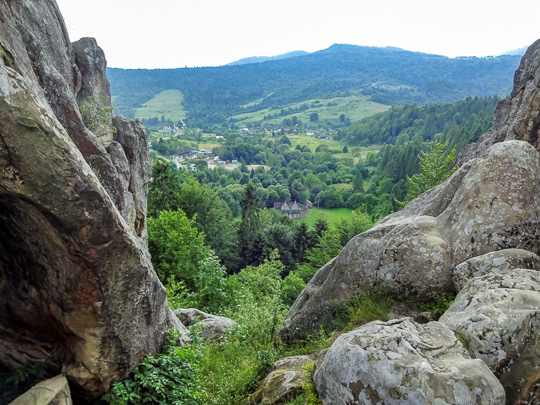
[238,183,261,267]
[399,140,456,207]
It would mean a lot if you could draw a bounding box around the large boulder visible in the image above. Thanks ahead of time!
[280,140,540,341]
[313,318,505,404]
[0,0,185,401]
[440,269,540,404]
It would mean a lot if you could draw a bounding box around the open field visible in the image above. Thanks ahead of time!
[199,142,221,151]
[287,134,345,151]
[232,93,389,125]
[297,207,353,229]
[135,89,187,121]
[240,95,272,108]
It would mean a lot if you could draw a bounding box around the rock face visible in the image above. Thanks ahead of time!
[313,318,505,404]
[175,308,236,341]
[0,0,185,401]
[10,375,72,405]
[459,39,540,164]
[440,269,540,404]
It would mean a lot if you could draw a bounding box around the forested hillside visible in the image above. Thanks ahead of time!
[108,44,519,127]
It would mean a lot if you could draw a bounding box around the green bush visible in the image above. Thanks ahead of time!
[280,271,306,307]
[198,253,287,404]
[101,330,201,405]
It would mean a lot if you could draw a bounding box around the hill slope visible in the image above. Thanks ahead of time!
[226,50,310,66]
[108,44,521,126]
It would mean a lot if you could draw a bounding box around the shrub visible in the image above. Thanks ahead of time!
[101,330,201,405]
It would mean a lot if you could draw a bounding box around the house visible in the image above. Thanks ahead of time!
[320,135,333,140]
[274,201,308,219]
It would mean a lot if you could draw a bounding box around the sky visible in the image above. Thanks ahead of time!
[55,0,540,69]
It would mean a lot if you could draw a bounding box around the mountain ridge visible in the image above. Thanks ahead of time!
[226,50,310,66]
[108,43,522,126]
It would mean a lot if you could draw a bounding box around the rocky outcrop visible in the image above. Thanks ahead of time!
[440,269,540,404]
[280,140,540,341]
[313,318,505,404]
[0,0,184,401]
[10,375,72,405]
[459,39,540,163]
[175,308,236,341]
[453,248,540,290]
[72,37,113,148]
[110,115,150,238]
[250,355,313,404]
[279,38,540,403]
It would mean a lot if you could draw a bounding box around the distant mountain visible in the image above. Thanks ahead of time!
[108,43,522,127]
[226,50,310,66]
[496,45,529,56]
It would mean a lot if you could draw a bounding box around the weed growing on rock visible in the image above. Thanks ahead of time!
[417,292,455,320]
[340,289,393,331]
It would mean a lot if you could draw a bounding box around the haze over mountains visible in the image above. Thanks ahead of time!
[108,43,522,127]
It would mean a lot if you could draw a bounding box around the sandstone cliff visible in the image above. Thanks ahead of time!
[0,0,185,400]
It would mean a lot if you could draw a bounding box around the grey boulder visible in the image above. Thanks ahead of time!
[175,308,236,340]
[440,269,540,404]
[313,318,505,405]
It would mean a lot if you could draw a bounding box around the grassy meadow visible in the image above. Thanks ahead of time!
[135,89,187,121]
[232,93,389,125]
[297,207,353,229]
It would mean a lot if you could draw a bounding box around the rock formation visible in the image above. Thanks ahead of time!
[440,268,540,404]
[0,0,185,401]
[313,319,505,404]
[250,355,313,404]
[277,39,540,403]
[279,38,540,343]
[280,140,540,341]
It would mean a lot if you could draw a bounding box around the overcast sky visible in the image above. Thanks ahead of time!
[55,0,540,69]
